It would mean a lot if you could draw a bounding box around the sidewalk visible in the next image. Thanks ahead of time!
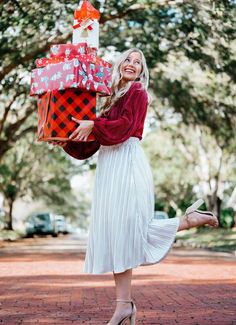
[0,236,235,324]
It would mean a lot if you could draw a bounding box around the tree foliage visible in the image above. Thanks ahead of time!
[0,130,79,229]
[1,0,235,158]
[0,0,235,229]
[143,121,236,221]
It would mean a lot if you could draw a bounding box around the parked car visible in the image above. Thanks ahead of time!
[25,212,59,237]
[153,211,169,220]
[54,214,67,234]
[25,215,35,237]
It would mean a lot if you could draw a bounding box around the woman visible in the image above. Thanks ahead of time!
[54,48,218,325]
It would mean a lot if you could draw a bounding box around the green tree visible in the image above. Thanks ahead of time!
[0,131,78,230]
[143,129,198,217]
[143,122,236,222]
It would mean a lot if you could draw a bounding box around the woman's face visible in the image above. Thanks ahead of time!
[120,52,142,83]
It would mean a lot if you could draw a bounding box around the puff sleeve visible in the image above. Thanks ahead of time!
[63,140,100,160]
[92,83,148,146]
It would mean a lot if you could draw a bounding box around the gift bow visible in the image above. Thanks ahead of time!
[73,18,94,31]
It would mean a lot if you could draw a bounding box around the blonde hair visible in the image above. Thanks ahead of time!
[100,48,149,115]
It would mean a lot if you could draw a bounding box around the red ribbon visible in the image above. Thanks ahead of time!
[73,20,93,31]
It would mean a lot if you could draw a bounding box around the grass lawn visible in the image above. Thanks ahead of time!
[175,226,236,254]
[0,229,22,242]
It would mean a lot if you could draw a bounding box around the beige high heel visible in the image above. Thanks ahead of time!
[107,299,137,325]
[184,198,219,228]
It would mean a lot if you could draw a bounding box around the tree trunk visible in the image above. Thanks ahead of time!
[206,194,222,225]
[4,199,14,230]
[0,140,11,162]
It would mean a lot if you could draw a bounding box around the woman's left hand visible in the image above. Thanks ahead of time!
[69,117,94,141]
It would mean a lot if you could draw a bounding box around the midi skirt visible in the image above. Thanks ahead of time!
[83,137,180,274]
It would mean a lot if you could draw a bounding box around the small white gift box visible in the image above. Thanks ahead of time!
[72,18,99,48]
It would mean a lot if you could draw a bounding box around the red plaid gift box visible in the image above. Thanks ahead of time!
[37,89,96,142]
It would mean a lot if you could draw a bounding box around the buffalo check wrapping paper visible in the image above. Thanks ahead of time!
[37,89,96,142]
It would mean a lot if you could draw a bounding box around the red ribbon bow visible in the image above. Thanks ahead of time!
[73,21,93,30]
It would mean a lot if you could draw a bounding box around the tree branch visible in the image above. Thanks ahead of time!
[0,105,36,160]
[17,125,37,138]
[0,32,72,82]
[100,4,148,24]
[5,105,36,140]
[0,91,25,136]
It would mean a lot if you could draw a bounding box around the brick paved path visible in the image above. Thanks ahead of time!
[0,235,235,325]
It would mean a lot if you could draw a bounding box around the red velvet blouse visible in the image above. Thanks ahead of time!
[63,82,148,160]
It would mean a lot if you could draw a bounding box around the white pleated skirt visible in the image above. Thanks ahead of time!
[83,137,180,274]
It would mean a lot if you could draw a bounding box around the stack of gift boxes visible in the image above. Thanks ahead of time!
[30,0,112,142]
